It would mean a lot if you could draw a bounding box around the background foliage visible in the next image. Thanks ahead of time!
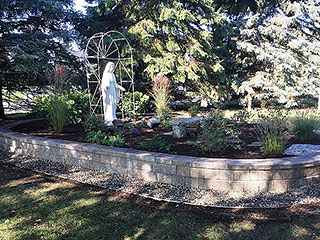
[229,0,320,108]
[0,0,82,118]
[2,0,320,119]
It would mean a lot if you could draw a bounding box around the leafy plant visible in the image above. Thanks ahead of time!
[65,88,90,124]
[107,135,127,147]
[138,138,171,152]
[188,105,200,117]
[233,109,271,125]
[84,115,109,133]
[33,89,90,124]
[291,111,320,142]
[33,93,51,118]
[120,91,150,119]
[86,130,127,147]
[86,130,110,145]
[160,119,170,128]
[47,95,68,134]
[298,98,317,108]
[256,111,290,157]
[233,110,252,125]
[152,75,172,121]
[198,117,242,153]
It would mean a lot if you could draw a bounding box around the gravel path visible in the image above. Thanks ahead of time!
[1,149,320,208]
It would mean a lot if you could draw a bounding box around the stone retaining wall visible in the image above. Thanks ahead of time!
[1,120,320,193]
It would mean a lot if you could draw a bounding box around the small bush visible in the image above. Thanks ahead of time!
[33,89,89,124]
[84,115,109,133]
[233,109,270,124]
[188,105,200,117]
[233,110,252,125]
[198,117,242,153]
[120,91,150,119]
[291,111,320,142]
[256,111,290,157]
[106,134,127,147]
[138,138,171,152]
[298,98,316,108]
[47,95,68,133]
[66,88,90,124]
[86,130,127,147]
[86,130,109,145]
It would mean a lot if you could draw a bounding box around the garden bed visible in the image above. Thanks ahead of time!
[11,118,270,159]
[12,117,320,159]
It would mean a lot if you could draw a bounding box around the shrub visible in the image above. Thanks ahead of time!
[66,88,90,123]
[298,98,317,108]
[198,117,242,153]
[291,111,320,142]
[138,138,171,152]
[33,88,89,124]
[152,75,172,121]
[120,91,150,119]
[107,134,127,147]
[83,115,109,133]
[86,130,109,145]
[188,105,200,117]
[86,130,127,147]
[47,95,68,133]
[233,109,270,125]
[33,93,51,118]
[256,111,290,157]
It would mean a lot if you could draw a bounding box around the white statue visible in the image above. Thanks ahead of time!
[101,62,125,125]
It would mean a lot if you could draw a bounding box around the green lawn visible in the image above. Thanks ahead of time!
[0,164,320,240]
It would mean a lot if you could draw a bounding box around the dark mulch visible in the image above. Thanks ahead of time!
[11,118,320,159]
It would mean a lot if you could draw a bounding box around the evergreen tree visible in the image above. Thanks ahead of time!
[230,0,320,107]
[0,0,79,118]
[79,0,229,104]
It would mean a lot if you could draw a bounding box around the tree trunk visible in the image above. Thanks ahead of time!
[0,83,6,119]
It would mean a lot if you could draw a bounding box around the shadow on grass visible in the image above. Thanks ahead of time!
[0,163,319,240]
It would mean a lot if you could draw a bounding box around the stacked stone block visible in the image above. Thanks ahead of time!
[1,120,320,193]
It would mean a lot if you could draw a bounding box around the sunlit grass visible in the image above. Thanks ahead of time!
[1,165,320,240]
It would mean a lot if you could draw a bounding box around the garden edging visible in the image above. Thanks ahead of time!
[1,119,320,193]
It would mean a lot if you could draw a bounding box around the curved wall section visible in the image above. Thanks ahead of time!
[1,120,320,193]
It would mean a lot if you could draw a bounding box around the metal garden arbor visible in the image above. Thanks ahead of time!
[84,31,134,117]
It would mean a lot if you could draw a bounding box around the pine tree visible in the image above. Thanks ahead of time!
[0,0,79,118]
[230,0,320,107]
[79,0,229,104]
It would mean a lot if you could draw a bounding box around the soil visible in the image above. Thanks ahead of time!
[11,118,320,159]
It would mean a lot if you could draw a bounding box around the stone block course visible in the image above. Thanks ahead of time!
[172,175,193,187]
[1,119,320,193]
[130,160,153,171]
[153,163,176,175]
[272,180,288,192]
[157,173,172,184]
[176,165,190,177]
[232,171,249,181]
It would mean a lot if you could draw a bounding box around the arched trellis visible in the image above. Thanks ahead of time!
[84,31,134,118]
